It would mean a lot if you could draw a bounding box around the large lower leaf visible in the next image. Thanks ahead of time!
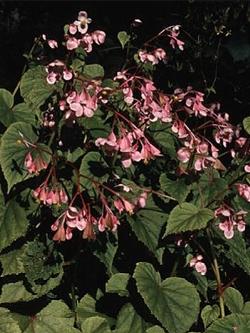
[77,294,115,327]
[201,305,220,328]
[146,326,165,333]
[81,316,111,333]
[20,66,57,108]
[106,273,129,297]
[205,314,250,333]
[0,121,51,191]
[115,303,148,333]
[0,307,21,333]
[224,287,244,314]
[0,281,35,303]
[0,246,25,276]
[164,202,213,236]
[0,198,29,252]
[22,300,79,333]
[133,262,200,333]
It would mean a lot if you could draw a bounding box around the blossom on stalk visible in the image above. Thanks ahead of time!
[215,205,247,239]
[24,152,48,175]
[189,255,207,275]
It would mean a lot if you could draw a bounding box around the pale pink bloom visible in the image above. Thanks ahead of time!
[196,142,209,154]
[48,40,58,49]
[171,120,188,138]
[24,152,48,175]
[92,30,106,45]
[244,164,250,173]
[214,126,234,147]
[98,206,119,232]
[95,132,118,152]
[69,24,78,35]
[189,255,207,275]
[63,70,73,81]
[140,140,162,163]
[66,37,80,50]
[168,26,184,51]
[154,48,166,61]
[236,183,250,202]
[47,72,57,85]
[194,156,215,171]
[219,220,234,239]
[123,87,134,105]
[177,147,191,163]
[237,220,246,232]
[81,34,93,53]
[236,137,247,148]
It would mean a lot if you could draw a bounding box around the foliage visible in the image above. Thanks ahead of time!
[0,6,249,333]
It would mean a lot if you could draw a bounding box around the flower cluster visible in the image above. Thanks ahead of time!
[46,60,73,85]
[215,205,246,239]
[24,152,48,175]
[95,129,161,168]
[33,184,68,205]
[138,48,167,65]
[189,255,207,275]
[236,183,250,203]
[65,11,105,51]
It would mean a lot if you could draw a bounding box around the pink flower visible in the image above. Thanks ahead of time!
[24,152,48,175]
[48,39,58,49]
[98,205,119,232]
[236,183,250,202]
[140,139,162,163]
[244,164,250,173]
[66,37,80,50]
[168,25,184,51]
[177,147,191,163]
[219,220,234,239]
[92,30,106,45]
[189,255,207,275]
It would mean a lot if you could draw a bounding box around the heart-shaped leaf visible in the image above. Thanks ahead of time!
[164,202,213,236]
[133,262,200,333]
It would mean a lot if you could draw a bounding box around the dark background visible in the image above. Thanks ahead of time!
[0,1,249,121]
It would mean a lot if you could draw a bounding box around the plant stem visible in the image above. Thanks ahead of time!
[207,228,225,318]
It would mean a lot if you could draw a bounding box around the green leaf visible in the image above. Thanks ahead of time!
[81,316,111,333]
[218,232,250,275]
[117,31,130,49]
[0,198,29,252]
[22,300,79,333]
[192,171,228,207]
[77,294,115,327]
[146,326,165,333]
[127,197,167,261]
[243,117,250,134]
[83,64,105,78]
[11,103,37,125]
[133,262,200,333]
[0,281,35,303]
[160,174,190,203]
[165,203,213,236]
[243,302,250,315]
[0,307,21,333]
[20,66,57,108]
[205,314,250,333]
[79,151,109,193]
[0,89,14,126]
[224,287,244,313]
[0,121,51,192]
[201,305,220,328]
[106,273,129,297]
[153,131,176,158]
[0,247,25,276]
[115,303,148,333]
